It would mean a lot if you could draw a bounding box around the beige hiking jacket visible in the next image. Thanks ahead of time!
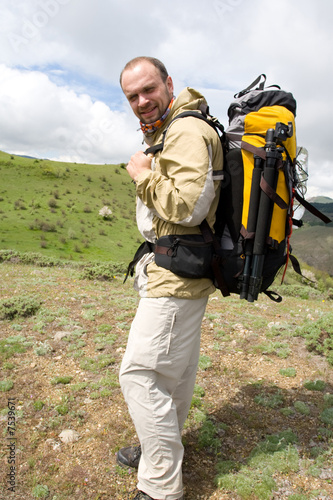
[133,87,223,299]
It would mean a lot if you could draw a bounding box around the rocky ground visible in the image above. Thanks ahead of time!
[0,262,332,500]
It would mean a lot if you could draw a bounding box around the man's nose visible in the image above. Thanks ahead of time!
[138,94,149,108]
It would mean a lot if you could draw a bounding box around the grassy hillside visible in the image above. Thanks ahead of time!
[0,151,141,264]
[308,196,333,204]
[1,150,332,277]
[301,201,333,227]
[291,225,333,276]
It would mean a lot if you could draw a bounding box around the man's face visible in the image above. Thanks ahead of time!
[121,61,174,124]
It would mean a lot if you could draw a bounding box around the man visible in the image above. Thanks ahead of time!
[118,56,223,500]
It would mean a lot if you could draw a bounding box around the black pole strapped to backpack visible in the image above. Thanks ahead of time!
[246,123,293,302]
[239,154,264,299]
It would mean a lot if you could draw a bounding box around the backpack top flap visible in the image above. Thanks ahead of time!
[226,76,297,150]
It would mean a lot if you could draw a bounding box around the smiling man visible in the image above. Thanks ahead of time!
[121,58,174,125]
[117,56,223,500]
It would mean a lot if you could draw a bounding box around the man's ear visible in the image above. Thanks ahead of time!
[166,75,174,96]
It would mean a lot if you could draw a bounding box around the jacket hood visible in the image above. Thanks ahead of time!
[172,87,208,115]
[144,87,208,145]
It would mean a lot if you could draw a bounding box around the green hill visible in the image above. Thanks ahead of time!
[1,150,332,275]
[301,201,333,227]
[291,225,333,276]
[291,197,332,275]
[307,195,333,204]
[0,151,141,264]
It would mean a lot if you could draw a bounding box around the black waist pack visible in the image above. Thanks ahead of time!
[154,234,214,280]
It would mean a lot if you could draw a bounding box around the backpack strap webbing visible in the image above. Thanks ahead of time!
[123,241,155,283]
[147,109,225,153]
[199,219,231,297]
[241,140,267,160]
[293,191,332,224]
[235,74,267,98]
[145,110,225,180]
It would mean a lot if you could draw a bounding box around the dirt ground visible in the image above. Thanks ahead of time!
[0,262,333,500]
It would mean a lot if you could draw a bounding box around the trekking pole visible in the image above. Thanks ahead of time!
[247,122,292,302]
[240,154,264,299]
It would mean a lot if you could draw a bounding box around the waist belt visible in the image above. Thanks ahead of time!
[123,241,155,283]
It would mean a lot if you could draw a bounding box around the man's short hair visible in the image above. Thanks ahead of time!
[120,56,169,87]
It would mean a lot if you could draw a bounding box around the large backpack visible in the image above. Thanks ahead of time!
[213,74,299,301]
[127,75,331,301]
[212,74,331,301]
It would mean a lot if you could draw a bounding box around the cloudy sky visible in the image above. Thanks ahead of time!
[1,0,332,198]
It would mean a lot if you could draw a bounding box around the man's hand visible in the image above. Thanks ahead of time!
[126,151,154,182]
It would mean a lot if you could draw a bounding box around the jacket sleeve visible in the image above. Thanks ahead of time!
[135,117,217,227]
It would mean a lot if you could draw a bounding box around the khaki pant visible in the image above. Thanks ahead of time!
[119,295,208,500]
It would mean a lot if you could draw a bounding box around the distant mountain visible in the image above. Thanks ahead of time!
[307,196,333,204]
[291,225,333,276]
[300,199,333,227]
[12,154,39,159]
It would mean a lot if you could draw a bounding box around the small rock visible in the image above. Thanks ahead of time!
[59,429,80,443]
[54,331,71,341]
[319,469,333,480]
[45,438,61,451]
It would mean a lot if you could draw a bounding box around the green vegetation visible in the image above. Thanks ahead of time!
[32,484,49,498]
[303,379,327,391]
[0,295,42,320]
[0,190,333,499]
[320,408,333,426]
[295,312,333,365]
[0,151,140,263]
[253,340,291,358]
[51,376,73,385]
[254,389,284,409]
[294,400,311,415]
[279,367,297,377]
[0,334,33,360]
[0,379,14,392]
[33,400,45,411]
[216,430,300,499]
[198,354,212,370]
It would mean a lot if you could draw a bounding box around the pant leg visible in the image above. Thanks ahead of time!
[119,295,207,500]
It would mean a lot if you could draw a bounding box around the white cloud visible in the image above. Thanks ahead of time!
[0,0,333,198]
[0,65,141,163]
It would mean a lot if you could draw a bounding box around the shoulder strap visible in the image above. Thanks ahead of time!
[145,110,225,157]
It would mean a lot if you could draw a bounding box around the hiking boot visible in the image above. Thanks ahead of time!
[131,491,154,500]
[130,490,183,500]
[117,444,141,469]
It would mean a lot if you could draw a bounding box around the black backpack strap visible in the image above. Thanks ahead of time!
[199,219,230,297]
[145,110,225,162]
[145,143,164,156]
[123,241,155,283]
[263,290,283,302]
[235,74,267,98]
[293,192,332,224]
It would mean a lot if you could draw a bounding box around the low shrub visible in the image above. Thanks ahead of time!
[295,312,333,365]
[0,296,42,320]
[80,262,126,281]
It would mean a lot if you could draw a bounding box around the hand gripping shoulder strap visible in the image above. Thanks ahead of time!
[144,107,225,183]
